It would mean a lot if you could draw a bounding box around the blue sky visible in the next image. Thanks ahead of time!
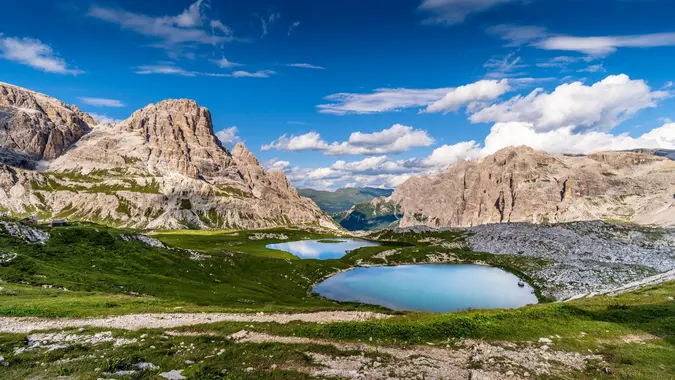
[2,0,675,189]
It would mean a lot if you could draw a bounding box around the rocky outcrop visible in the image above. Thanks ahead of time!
[391,146,675,228]
[0,82,92,168]
[0,83,336,230]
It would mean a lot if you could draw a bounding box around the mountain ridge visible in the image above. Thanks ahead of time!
[0,82,336,230]
[390,145,675,228]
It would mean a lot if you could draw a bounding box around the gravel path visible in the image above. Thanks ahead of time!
[0,311,391,334]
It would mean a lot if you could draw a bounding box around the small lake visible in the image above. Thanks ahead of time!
[266,239,380,260]
[314,264,538,313]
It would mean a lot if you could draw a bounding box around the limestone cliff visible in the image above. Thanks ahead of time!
[0,82,92,168]
[0,83,336,230]
[391,146,675,228]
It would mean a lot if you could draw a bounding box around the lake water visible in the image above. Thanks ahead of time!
[314,264,538,312]
[266,239,380,260]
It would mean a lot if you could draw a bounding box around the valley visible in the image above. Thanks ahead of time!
[0,82,673,379]
[0,218,673,379]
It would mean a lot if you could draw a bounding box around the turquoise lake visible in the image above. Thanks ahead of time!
[266,239,379,260]
[314,264,538,312]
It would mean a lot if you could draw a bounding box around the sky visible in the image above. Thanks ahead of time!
[2,0,675,190]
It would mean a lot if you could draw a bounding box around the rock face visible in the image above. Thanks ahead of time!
[0,83,336,230]
[391,146,675,228]
[0,82,92,168]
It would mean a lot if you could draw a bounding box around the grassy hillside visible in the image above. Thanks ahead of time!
[0,221,673,379]
[298,187,393,213]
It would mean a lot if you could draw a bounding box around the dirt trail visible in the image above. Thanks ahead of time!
[0,311,390,334]
[228,330,604,380]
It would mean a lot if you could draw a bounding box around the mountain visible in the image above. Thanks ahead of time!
[332,196,402,231]
[391,146,675,228]
[298,187,394,213]
[0,82,336,230]
[0,81,93,168]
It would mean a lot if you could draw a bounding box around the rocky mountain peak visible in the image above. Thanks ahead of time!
[118,98,236,179]
[392,146,675,228]
[0,81,92,167]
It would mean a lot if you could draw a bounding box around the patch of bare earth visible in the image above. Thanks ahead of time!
[229,330,604,379]
[0,311,391,334]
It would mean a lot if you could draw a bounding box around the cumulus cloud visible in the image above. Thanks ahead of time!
[215,127,242,146]
[78,97,125,107]
[262,124,434,155]
[0,35,83,75]
[88,1,233,46]
[419,0,520,25]
[424,79,511,114]
[469,74,670,132]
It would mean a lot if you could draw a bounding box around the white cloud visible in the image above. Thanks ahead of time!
[318,87,452,115]
[536,33,675,56]
[489,25,675,56]
[135,64,197,76]
[483,52,528,78]
[288,21,301,36]
[78,97,125,107]
[487,24,550,46]
[470,74,670,132]
[90,113,123,125]
[231,70,275,78]
[265,159,291,171]
[0,35,83,75]
[419,0,520,25]
[210,20,232,36]
[215,126,241,145]
[287,63,325,70]
[211,57,242,68]
[262,124,435,155]
[88,1,232,46]
[424,79,511,114]
[578,64,605,73]
[481,122,675,155]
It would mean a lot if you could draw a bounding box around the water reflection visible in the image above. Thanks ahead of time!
[314,264,538,312]
[266,239,380,259]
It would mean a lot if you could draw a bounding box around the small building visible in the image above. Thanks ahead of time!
[23,215,39,224]
[51,219,68,227]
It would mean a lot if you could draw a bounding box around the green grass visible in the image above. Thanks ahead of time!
[0,221,673,379]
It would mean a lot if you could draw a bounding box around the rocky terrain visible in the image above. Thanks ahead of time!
[0,82,336,230]
[0,82,93,168]
[380,221,675,300]
[465,221,675,300]
[391,146,675,228]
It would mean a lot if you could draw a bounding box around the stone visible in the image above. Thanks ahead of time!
[538,338,553,343]
[159,369,186,380]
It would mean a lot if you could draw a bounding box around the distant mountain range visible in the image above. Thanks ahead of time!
[298,187,393,213]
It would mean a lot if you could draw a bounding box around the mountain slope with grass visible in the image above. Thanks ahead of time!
[0,219,673,379]
[0,82,335,230]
